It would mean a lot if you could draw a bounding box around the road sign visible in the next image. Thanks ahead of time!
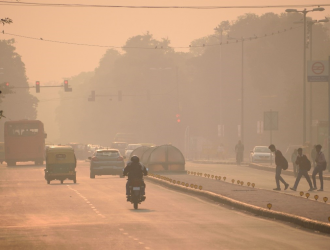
[264,111,278,131]
[307,60,329,82]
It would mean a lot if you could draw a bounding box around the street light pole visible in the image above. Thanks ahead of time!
[286,6,325,144]
[303,9,307,144]
[241,37,244,143]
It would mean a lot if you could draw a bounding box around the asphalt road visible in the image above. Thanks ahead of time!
[1,161,329,249]
[186,162,330,199]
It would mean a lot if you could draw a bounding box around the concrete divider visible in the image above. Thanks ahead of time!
[145,176,330,234]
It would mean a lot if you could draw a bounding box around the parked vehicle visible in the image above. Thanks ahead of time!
[89,149,125,178]
[250,146,273,163]
[44,146,77,184]
[4,120,46,166]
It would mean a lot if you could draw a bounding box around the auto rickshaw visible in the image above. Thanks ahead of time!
[0,142,4,164]
[44,146,77,184]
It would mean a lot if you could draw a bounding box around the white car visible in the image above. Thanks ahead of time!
[125,144,142,160]
[250,146,273,163]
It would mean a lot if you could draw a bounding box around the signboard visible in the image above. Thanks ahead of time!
[307,60,329,82]
[264,111,278,131]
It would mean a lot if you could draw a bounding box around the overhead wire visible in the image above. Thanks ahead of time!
[0,1,329,9]
[1,25,303,50]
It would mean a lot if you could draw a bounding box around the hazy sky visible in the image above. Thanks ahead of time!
[2,0,330,84]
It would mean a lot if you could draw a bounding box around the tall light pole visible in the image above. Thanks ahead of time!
[228,36,245,143]
[286,7,325,144]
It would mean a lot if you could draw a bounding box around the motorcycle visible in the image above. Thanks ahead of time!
[127,178,146,209]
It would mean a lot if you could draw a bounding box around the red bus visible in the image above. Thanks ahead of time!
[4,120,46,166]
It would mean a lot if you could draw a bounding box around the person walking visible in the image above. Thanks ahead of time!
[235,140,244,165]
[311,145,317,168]
[291,149,298,177]
[290,148,313,191]
[312,144,327,191]
[269,144,289,191]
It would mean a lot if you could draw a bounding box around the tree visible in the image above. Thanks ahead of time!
[0,39,38,125]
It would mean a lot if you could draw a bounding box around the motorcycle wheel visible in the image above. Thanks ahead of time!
[134,202,138,210]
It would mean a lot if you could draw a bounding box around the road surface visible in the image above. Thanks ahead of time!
[1,161,329,249]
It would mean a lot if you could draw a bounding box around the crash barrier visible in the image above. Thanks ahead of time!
[146,174,330,233]
[139,145,185,172]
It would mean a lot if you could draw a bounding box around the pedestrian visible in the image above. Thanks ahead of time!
[291,149,298,177]
[290,148,313,191]
[312,144,327,191]
[311,145,317,168]
[269,144,289,191]
[235,140,244,165]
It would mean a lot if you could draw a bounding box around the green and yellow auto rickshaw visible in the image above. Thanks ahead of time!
[0,142,4,164]
[44,146,77,184]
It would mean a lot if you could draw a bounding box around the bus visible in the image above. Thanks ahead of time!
[4,120,46,166]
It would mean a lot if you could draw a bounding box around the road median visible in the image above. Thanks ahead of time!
[145,173,330,234]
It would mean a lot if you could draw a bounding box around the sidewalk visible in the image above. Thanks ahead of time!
[192,159,330,180]
[146,173,330,229]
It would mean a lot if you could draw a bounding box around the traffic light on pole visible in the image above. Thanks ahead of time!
[176,114,181,123]
[118,90,122,101]
[36,81,40,93]
[64,80,72,92]
[88,91,95,102]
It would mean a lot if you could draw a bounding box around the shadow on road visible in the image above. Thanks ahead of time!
[129,209,154,213]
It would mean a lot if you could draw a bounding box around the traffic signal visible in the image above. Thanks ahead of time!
[64,80,72,92]
[176,114,181,123]
[36,81,40,93]
[118,90,122,101]
[88,91,95,102]
[5,82,9,88]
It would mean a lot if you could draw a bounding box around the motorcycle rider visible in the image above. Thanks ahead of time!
[123,155,148,201]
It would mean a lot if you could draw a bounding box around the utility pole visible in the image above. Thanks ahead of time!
[241,37,245,143]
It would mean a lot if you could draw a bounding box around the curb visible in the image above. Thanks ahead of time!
[145,176,330,234]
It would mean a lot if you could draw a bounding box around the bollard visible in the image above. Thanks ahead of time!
[173,180,176,184]
[252,183,255,188]
[187,171,190,175]
[219,176,221,180]
[215,176,218,180]
[240,181,244,186]
[207,174,210,178]
[306,193,310,199]
[237,180,240,184]
[190,184,194,188]
[323,197,328,203]
[185,183,189,187]
[223,177,226,181]
[177,181,180,185]
[267,203,272,210]
[314,195,319,201]
[300,191,304,196]
[211,175,214,179]
[247,182,251,187]
[199,185,203,190]
[232,179,235,184]
[194,184,198,189]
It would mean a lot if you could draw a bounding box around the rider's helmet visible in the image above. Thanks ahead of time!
[131,155,140,163]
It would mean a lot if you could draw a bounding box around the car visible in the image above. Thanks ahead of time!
[89,149,125,178]
[250,146,273,163]
[111,142,128,156]
[125,144,142,159]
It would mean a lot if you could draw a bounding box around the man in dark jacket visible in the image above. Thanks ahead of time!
[312,144,326,191]
[269,144,289,191]
[123,155,148,200]
[290,148,313,191]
